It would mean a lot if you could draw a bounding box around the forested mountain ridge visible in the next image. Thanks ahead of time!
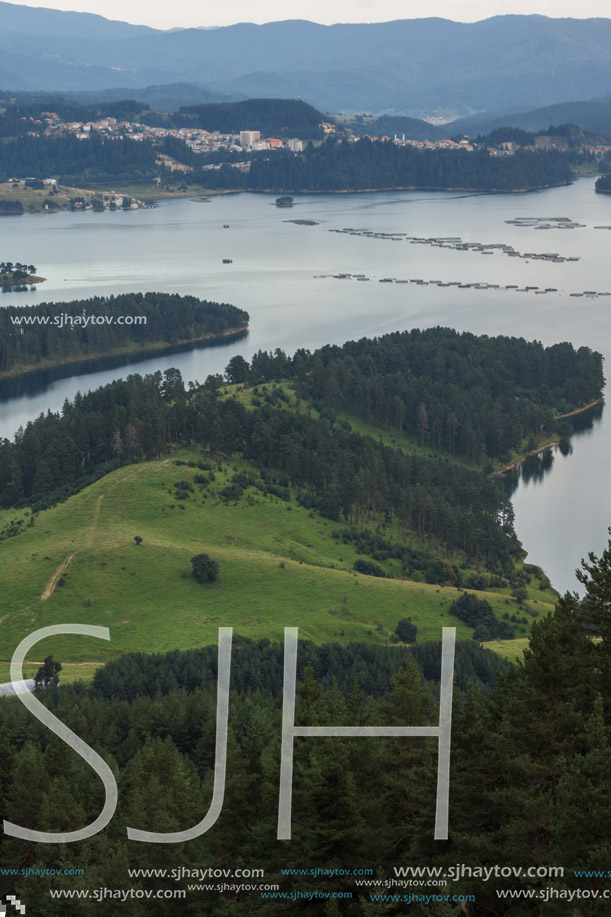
[3,9,611,115]
[450,94,611,139]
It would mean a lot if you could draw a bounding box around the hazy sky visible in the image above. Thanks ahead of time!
[13,0,611,29]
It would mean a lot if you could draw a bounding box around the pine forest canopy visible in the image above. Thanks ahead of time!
[0,293,249,374]
[144,98,327,139]
[182,140,575,194]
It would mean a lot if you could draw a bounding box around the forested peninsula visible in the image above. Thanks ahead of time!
[195,139,574,193]
[1,329,601,564]
[0,293,249,377]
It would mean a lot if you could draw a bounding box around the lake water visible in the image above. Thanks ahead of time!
[1,178,610,593]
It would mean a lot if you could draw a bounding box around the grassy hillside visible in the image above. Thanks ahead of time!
[0,180,99,213]
[0,447,553,676]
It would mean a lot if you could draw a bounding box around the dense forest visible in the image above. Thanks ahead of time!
[143,98,327,139]
[227,329,604,463]
[0,293,249,374]
[0,134,158,185]
[91,637,509,702]
[0,560,610,914]
[595,172,611,192]
[189,139,574,192]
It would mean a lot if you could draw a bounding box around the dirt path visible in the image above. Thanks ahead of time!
[40,552,76,601]
[38,462,160,603]
[555,396,604,420]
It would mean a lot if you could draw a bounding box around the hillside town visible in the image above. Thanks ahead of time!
[22,111,483,154]
[30,113,308,154]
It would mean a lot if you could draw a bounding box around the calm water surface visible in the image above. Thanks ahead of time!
[1,179,610,592]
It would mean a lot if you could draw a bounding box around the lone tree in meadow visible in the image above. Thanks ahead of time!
[34,655,62,690]
[134,536,143,546]
[394,618,418,643]
[191,553,219,583]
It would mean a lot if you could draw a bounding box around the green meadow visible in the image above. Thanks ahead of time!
[0,447,553,676]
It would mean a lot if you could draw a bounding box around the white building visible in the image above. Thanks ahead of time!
[287,138,303,152]
[239,130,261,149]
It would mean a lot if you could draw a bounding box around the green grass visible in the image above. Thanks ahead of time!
[0,180,97,213]
[0,662,102,685]
[483,637,529,663]
[0,450,554,676]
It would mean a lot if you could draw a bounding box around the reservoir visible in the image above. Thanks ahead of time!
[0,177,609,593]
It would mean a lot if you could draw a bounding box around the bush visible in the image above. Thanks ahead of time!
[449,591,515,640]
[394,618,418,643]
[472,625,492,643]
[354,558,386,578]
[191,553,219,583]
[425,558,457,586]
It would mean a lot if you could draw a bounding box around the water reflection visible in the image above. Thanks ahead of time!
[502,401,604,498]
[0,329,248,406]
[1,284,36,294]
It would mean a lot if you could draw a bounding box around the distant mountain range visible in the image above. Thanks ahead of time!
[3,5,611,116]
[448,96,611,138]
[0,84,247,112]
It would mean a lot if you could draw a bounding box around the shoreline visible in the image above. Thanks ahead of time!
[493,396,604,477]
[0,324,249,381]
[0,275,45,287]
[246,181,573,196]
[0,180,574,215]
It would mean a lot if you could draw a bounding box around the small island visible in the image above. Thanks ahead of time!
[0,260,45,289]
[275,196,294,207]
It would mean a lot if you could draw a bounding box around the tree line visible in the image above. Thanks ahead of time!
[0,134,158,185]
[190,138,574,192]
[0,293,248,374]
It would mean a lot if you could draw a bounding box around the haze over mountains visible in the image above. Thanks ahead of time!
[451,96,611,137]
[3,3,611,117]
